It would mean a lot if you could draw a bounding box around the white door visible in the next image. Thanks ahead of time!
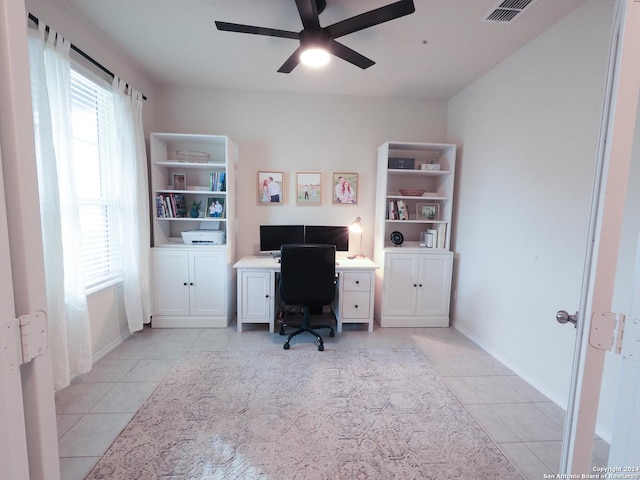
[0,0,60,478]
[190,250,226,316]
[241,270,274,321]
[415,253,452,317]
[560,0,640,473]
[152,249,190,316]
[0,149,30,480]
[383,253,418,316]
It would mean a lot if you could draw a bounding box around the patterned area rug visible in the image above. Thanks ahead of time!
[86,349,522,479]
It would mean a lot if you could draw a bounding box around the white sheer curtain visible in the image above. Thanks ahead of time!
[112,77,151,331]
[29,24,92,390]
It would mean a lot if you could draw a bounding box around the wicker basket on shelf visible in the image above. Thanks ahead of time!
[176,150,209,163]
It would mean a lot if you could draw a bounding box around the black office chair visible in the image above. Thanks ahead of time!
[279,244,336,351]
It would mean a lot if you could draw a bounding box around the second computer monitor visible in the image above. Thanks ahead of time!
[304,225,349,252]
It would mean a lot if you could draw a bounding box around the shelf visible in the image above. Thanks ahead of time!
[387,195,449,201]
[386,219,447,224]
[387,169,451,176]
[155,161,226,169]
[157,217,227,222]
[156,189,227,195]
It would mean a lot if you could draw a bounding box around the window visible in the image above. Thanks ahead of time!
[70,68,122,291]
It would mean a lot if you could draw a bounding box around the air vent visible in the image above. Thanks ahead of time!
[482,0,538,24]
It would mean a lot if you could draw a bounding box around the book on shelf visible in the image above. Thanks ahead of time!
[209,172,226,192]
[156,193,187,218]
[436,223,447,248]
[426,228,438,248]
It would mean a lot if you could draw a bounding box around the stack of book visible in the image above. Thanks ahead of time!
[156,193,187,218]
[210,172,226,192]
[387,200,409,220]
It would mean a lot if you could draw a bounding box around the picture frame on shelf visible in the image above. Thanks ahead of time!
[416,202,439,220]
[333,172,358,204]
[296,171,321,204]
[206,197,225,218]
[257,171,284,204]
[171,173,186,190]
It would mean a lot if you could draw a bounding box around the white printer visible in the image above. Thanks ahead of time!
[181,229,225,245]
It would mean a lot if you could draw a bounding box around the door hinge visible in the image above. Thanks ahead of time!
[2,311,48,371]
[589,311,625,354]
[20,311,48,363]
[620,316,640,360]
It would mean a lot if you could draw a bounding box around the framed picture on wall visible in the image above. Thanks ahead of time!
[332,172,357,204]
[257,171,284,204]
[296,171,321,204]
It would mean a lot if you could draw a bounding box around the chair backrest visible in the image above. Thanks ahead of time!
[280,243,336,306]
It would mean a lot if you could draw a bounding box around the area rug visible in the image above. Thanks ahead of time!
[86,348,522,479]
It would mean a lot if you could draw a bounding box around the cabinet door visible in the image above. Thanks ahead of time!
[152,249,190,316]
[382,253,418,316]
[415,253,453,317]
[189,250,226,316]
[240,270,274,321]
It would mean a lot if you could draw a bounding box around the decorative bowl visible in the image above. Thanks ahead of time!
[399,189,425,196]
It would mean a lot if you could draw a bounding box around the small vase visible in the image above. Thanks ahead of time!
[190,209,200,218]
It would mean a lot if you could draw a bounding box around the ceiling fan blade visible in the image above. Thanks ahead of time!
[277,46,304,73]
[326,39,375,69]
[326,0,415,39]
[215,21,299,40]
[295,0,320,30]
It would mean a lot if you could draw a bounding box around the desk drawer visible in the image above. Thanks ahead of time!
[341,291,370,319]
[342,272,371,291]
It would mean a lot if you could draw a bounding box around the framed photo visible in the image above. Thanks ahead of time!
[332,172,358,204]
[416,202,440,220]
[171,173,186,190]
[206,197,225,218]
[296,171,321,204]
[257,171,284,204]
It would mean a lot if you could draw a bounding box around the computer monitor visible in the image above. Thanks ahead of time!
[304,225,349,252]
[259,225,305,255]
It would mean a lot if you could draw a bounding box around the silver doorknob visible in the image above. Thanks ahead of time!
[556,310,578,327]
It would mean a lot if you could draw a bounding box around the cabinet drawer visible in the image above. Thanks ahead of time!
[341,272,371,291]
[341,291,370,319]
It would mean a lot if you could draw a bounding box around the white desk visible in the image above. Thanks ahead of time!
[233,255,379,334]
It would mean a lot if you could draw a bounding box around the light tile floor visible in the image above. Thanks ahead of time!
[55,320,609,480]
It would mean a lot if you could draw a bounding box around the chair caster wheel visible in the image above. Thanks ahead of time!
[329,331,335,337]
[318,344,324,351]
[279,328,285,336]
[284,343,290,350]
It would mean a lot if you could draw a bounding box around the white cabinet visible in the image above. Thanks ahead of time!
[151,247,229,328]
[149,132,237,328]
[237,269,275,333]
[337,271,375,332]
[380,251,452,327]
[374,142,457,328]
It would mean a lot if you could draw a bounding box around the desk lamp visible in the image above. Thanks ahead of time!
[348,217,364,259]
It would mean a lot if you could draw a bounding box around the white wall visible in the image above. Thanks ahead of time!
[154,87,448,258]
[447,0,614,412]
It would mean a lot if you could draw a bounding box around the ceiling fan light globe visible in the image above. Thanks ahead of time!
[300,48,331,68]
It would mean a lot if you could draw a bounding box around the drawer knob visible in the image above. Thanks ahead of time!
[183,282,187,286]
[354,305,359,309]
[355,280,360,285]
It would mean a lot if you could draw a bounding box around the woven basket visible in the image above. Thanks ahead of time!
[176,150,209,163]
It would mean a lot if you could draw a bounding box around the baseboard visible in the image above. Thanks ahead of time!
[452,322,612,444]
[92,330,131,363]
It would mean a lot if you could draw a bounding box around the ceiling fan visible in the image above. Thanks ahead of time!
[215,0,416,73]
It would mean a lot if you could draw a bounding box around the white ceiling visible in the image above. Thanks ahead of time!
[61,0,588,100]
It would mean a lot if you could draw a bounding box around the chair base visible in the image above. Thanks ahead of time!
[280,307,334,351]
